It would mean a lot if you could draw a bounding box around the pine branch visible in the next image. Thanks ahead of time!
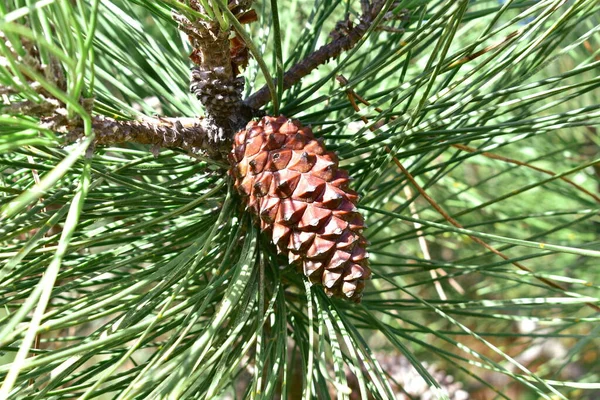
[173,0,256,132]
[1,97,222,158]
[1,1,392,162]
[69,116,216,156]
[244,0,388,110]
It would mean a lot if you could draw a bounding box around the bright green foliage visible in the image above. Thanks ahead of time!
[1,1,599,399]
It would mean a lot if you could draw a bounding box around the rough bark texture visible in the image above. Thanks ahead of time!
[1,97,222,157]
[2,1,388,163]
[68,116,218,156]
[173,0,257,138]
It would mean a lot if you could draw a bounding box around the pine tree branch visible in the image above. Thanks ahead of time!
[3,1,392,163]
[1,11,240,160]
[68,115,216,156]
[1,96,222,158]
[244,0,388,110]
[173,0,256,132]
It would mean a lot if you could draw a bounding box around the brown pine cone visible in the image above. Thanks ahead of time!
[228,115,371,302]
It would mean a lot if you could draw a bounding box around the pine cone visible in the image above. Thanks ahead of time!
[229,115,371,302]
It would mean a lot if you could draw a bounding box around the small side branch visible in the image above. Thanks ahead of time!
[244,1,387,110]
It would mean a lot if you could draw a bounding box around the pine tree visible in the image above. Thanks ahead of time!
[1,1,599,399]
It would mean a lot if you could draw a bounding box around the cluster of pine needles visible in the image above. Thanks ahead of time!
[1,0,599,399]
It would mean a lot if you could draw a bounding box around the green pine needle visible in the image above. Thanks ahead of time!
[1,1,599,399]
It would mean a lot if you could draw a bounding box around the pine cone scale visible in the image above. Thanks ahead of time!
[229,115,371,302]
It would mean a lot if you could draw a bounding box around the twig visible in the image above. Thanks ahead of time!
[1,98,60,116]
[3,2,392,162]
[2,95,222,159]
[452,144,600,204]
[2,1,404,163]
[67,115,219,156]
[244,1,388,110]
